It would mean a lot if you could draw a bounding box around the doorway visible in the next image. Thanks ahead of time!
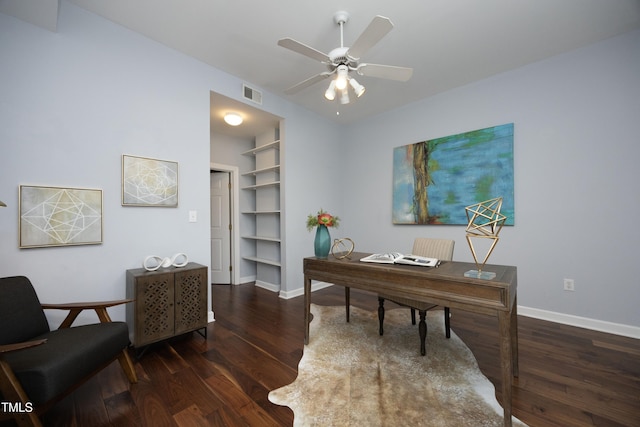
[210,164,241,284]
[209,91,283,288]
[210,171,231,284]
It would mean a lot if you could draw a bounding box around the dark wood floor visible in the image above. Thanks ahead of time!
[6,283,640,426]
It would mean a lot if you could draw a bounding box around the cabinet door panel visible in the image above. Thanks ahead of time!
[136,273,175,345]
[174,268,207,335]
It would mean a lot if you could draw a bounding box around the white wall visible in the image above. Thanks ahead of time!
[342,29,640,329]
[279,107,345,296]
[0,4,211,325]
[0,2,343,324]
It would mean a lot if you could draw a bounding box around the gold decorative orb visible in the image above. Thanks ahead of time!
[331,238,355,259]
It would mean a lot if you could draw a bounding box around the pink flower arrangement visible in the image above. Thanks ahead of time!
[306,209,340,231]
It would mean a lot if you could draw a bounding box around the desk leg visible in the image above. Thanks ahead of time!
[345,287,350,322]
[498,310,513,427]
[304,275,311,345]
[512,297,519,377]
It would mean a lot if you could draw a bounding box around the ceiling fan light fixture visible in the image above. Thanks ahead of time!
[324,80,336,101]
[223,112,243,126]
[335,65,349,90]
[349,77,365,97]
[340,88,350,105]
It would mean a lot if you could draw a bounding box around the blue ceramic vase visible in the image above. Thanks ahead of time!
[314,225,331,259]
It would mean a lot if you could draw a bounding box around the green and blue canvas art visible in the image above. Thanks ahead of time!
[392,123,514,225]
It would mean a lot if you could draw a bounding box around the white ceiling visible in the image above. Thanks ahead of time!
[4,0,640,133]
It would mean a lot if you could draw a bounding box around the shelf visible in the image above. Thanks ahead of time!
[242,210,281,214]
[241,165,280,176]
[241,140,280,156]
[242,235,281,243]
[242,256,281,267]
[241,181,280,190]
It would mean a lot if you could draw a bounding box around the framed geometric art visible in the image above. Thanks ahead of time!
[19,185,103,248]
[122,155,178,207]
[392,123,514,225]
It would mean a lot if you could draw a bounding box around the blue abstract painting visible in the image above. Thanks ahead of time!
[392,123,514,225]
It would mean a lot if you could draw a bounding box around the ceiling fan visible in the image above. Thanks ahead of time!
[277,11,413,104]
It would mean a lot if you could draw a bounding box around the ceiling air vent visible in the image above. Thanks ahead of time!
[243,84,262,105]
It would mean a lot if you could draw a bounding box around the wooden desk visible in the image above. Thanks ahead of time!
[304,252,519,427]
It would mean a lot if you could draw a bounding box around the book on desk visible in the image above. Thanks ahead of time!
[359,252,441,267]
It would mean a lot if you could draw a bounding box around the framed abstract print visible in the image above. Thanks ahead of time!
[19,185,103,248]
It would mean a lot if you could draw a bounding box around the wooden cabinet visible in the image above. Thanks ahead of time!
[126,262,207,347]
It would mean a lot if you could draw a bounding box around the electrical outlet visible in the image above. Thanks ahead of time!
[563,278,575,291]
[188,210,197,223]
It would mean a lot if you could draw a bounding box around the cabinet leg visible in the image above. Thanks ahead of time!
[195,327,207,340]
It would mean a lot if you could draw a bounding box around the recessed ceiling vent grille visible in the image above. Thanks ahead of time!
[243,84,262,105]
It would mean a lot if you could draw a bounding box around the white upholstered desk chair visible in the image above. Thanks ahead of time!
[378,237,455,356]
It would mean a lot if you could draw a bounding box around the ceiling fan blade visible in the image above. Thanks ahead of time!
[284,72,332,95]
[278,38,330,63]
[347,15,394,60]
[357,63,413,81]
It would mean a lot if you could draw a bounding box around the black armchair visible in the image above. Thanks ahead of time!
[0,276,137,427]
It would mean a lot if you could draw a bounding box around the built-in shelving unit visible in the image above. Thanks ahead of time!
[241,129,282,289]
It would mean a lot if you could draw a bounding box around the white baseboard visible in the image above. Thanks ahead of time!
[278,281,334,299]
[518,306,640,339]
[279,283,640,339]
[208,310,215,322]
[255,280,280,293]
[238,274,256,285]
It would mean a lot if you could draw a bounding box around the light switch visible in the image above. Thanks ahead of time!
[189,210,197,222]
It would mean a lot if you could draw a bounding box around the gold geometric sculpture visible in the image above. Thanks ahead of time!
[464,197,507,279]
[331,238,355,260]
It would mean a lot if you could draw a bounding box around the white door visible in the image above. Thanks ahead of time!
[210,171,232,284]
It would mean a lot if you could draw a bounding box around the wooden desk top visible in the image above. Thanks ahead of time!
[304,252,517,315]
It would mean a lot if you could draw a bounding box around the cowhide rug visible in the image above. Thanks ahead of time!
[269,304,527,426]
